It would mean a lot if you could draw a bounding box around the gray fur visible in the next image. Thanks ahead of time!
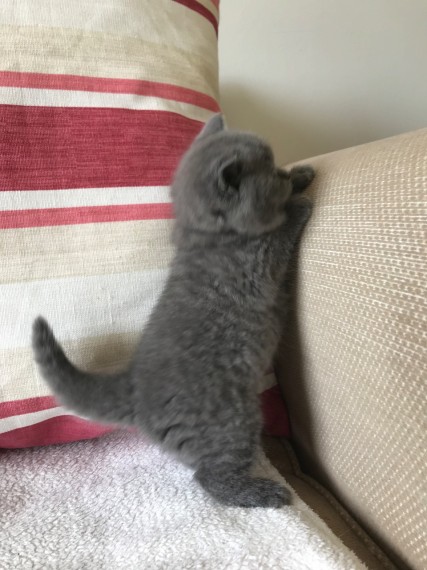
[32,114,315,508]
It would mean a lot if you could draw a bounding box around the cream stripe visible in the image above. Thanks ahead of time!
[0,332,139,403]
[0,0,217,46]
[0,186,170,211]
[0,87,214,122]
[0,269,168,350]
[0,25,218,98]
[0,407,66,435]
[0,219,174,284]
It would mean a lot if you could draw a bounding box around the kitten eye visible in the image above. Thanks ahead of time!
[221,159,243,191]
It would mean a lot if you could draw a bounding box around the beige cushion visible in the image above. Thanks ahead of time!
[278,129,427,569]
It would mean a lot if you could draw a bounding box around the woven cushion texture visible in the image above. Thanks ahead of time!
[0,0,221,446]
[279,128,427,569]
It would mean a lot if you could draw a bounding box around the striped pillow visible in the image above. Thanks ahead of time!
[0,0,289,448]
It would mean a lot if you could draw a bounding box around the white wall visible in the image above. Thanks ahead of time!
[219,0,427,164]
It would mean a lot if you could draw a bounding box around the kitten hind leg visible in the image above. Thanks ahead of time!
[193,436,291,508]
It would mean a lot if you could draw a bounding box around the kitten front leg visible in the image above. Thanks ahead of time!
[285,194,313,240]
[268,195,312,282]
[276,194,313,253]
[289,165,315,193]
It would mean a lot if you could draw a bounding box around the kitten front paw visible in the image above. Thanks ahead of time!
[290,165,315,193]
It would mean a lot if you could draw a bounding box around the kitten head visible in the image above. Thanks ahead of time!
[171,114,293,236]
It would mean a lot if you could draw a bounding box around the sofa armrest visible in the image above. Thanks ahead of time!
[277,128,427,570]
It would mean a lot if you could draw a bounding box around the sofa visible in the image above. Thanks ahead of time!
[269,127,427,570]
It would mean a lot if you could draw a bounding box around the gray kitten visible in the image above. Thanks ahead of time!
[32,114,315,508]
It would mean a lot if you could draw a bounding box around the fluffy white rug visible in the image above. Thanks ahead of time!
[0,430,364,569]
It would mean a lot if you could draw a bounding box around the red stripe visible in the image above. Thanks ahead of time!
[173,0,218,34]
[0,71,219,112]
[0,396,57,419]
[0,203,174,229]
[260,384,291,438]
[0,416,114,449]
[0,107,203,191]
[210,0,220,8]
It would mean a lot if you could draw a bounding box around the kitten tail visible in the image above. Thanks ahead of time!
[32,317,135,425]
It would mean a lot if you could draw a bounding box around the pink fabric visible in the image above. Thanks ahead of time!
[1,384,290,448]
[0,71,219,111]
[1,203,174,230]
[0,417,113,448]
[0,396,57,419]
[0,107,202,191]
[260,384,291,438]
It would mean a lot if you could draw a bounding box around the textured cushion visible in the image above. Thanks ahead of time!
[0,0,221,447]
[278,129,427,569]
[0,0,289,448]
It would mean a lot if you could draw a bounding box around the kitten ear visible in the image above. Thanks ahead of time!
[197,114,225,139]
[220,159,243,191]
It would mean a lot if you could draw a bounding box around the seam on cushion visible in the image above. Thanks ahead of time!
[279,437,398,570]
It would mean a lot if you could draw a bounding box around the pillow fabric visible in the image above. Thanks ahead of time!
[0,0,289,448]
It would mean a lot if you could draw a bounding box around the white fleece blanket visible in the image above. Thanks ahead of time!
[0,430,364,569]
